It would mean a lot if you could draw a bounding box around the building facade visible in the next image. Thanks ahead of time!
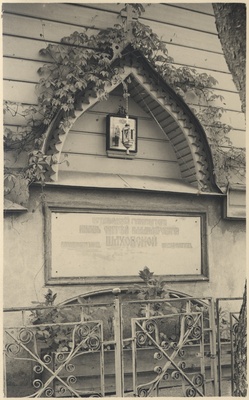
[3,3,246,307]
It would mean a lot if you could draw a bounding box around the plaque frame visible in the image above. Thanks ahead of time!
[44,206,209,285]
[106,114,138,157]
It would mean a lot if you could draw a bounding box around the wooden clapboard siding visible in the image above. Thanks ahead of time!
[74,3,217,34]
[3,78,243,114]
[72,114,168,141]
[59,153,180,179]
[166,43,228,72]
[184,90,242,112]
[90,96,150,118]
[3,102,246,136]
[2,14,97,45]
[60,94,180,180]
[3,87,245,154]
[0,3,234,76]
[4,106,245,133]
[3,12,223,56]
[2,3,120,30]
[2,11,221,55]
[2,2,245,174]
[2,3,217,34]
[168,3,214,15]
[63,132,177,162]
[3,58,44,83]
[227,130,246,148]
[3,33,228,75]
[3,35,240,95]
[3,80,38,104]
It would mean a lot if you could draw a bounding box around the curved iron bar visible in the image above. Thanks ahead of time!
[5,322,102,398]
[142,320,160,343]
[135,313,204,397]
[135,316,186,395]
[6,329,81,398]
[5,328,44,365]
[34,322,102,397]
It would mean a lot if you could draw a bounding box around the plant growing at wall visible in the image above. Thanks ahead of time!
[29,290,105,352]
[29,267,211,352]
[4,3,245,204]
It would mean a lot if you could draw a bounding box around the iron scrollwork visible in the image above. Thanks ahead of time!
[133,312,205,397]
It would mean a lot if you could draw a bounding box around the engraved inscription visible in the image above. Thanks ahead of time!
[51,213,202,277]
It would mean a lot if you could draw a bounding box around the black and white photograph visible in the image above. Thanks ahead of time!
[106,114,138,154]
[3,2,246,397]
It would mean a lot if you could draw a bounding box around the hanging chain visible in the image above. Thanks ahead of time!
[122,80,130,118]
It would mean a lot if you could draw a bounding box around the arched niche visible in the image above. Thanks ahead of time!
[42,47,219,193]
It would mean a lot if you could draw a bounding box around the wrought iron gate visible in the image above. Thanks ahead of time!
[120,296,218,397]
[3,293,242,397]
[216,297,243,397]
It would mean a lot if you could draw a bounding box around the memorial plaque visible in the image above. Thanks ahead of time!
[48,211,206,282]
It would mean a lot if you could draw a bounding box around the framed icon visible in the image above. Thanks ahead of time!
[106,114,138,155]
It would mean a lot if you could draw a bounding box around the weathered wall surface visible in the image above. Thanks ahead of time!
[3,3,246,309]
[3,3,245,151]
[4,186,246,308]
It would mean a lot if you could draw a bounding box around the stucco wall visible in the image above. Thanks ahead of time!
[4,185,246,309]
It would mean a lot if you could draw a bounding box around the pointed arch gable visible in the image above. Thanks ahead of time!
[42,47,218,192]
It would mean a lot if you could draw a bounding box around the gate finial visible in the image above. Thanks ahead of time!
[112,287,122,296]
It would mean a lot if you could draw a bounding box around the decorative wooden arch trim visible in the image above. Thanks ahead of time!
[42,47,218,192]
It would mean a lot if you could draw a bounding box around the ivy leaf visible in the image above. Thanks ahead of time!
[39,48,48,56]
[139,266,154,283]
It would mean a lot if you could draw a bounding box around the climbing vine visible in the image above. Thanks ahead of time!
[4,4,245,204]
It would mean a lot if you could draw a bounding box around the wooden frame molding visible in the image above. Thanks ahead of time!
[44,205,209,285]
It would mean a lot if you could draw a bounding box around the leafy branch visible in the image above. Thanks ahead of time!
[4,4,245,203]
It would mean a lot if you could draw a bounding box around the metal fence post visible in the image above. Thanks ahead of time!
[210,298,219,396]
[113,288,124,397]
[216,298,222,396]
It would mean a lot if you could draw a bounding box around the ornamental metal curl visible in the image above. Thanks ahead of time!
[33,379,43,389]
[178,361,186,370]
[18,328,34,344]
[33,364,44,374]
[143,319,157,334]
[171,370,180,380]
[185,315,195,328]
[77,324,91,338]
[57,385,66,395]
[163,372,169,380]
[186,387,197,397]
[137,388,148,397]
[154,366,162,374]
[55,352,66,363]
[154,352,163,360]
[190,326,202,340]
[192,374,204,387]
[136,331,147,347]
[65,363,75,372]
[134,312,205,397]
[4,320,104,398]
[161,340,170,349]
[43,354,52,364]
[5,342,21,357]
[232,322,239,335]
[44,387,54,397]
[67,375,77,385]
[86,334,101,351]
